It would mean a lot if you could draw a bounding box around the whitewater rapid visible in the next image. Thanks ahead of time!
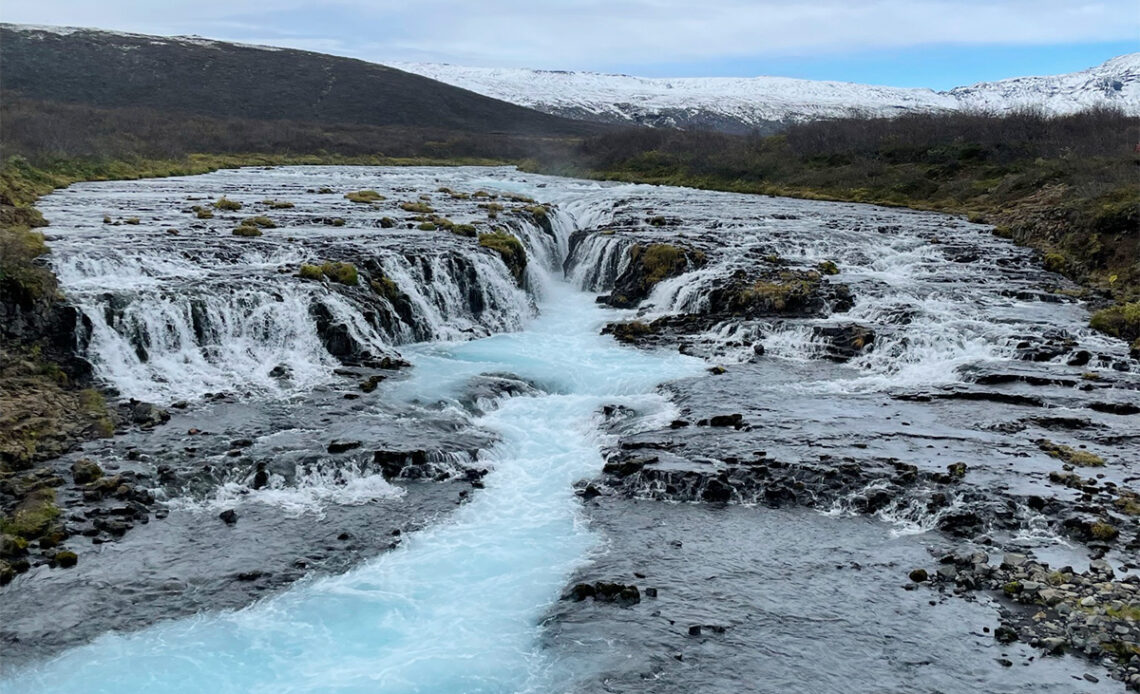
[8,279,704,693]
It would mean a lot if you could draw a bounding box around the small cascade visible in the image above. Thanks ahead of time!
[43,170,578,404]
[565,232,632,291]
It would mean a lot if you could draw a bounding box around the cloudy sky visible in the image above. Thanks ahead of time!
[2,1,1136,88]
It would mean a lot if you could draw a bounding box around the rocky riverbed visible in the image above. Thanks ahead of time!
[2,166,1136,691]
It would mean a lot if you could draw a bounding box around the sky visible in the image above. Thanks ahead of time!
[2,1,1136,89]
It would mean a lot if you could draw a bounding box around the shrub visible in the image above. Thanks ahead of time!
[214,196,242,211]
[345,190,384,203]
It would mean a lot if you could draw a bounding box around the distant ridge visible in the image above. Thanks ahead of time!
[391,54,1140,133]
[0,24,604,137]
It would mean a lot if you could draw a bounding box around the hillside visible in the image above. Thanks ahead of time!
[393,54,1140,133]
[0,24,603,138]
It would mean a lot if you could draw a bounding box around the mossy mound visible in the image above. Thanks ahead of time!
[379,217,396,228]
[451,223,477,238]
[243,215,277,229]
[213,196,242,211]
[400,201,434,214]
[261,199,294,209]
[298,261,358,285]
[416,222,437,231]
[369,275,402,303]
[607,243,707,308]
[345,190,385,204]
[1089,302,1140,345]
[1038,439,1105,467]
[608,321,655,344]
[478,231,527,285]
[232,224,263,237]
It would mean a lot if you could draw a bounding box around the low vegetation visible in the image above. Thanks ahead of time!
[345,190,384,204]
[213,196,242,211]
[400,201,434,214]
[478,231,527,284]
[1038,439,1106,467]
[297,261,358,285]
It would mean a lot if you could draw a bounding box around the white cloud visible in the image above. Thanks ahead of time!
[2,0,1136,69]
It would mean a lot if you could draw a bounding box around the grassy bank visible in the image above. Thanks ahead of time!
[530,109,1140,351]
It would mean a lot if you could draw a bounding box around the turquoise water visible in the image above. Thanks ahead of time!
[8,280,703,693]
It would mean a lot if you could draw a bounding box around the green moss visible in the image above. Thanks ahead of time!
[232,224,263,237]
[213,196,242,211]
[417,222,438,231]
[1089,522,1119,541]
[243,215,277,229]
[195,207,214,219]
[520,204,549,221]
[400,201,434,213]
[451,223,477,238]
[1038,439,1105,467]
[345,190,385,204]
[609,321,655,343]
[0,488,60,539]
[1042,251,1067,274]
[53,550,78,568]
[504,192,535,203]
[261,199,294,209]
[1003,580,1022,595]
[380,217,396,228]
[370,275,402,302]
[1104,604,1140,621]
[297,264,324,281]
[329,217,346,227]
[478,231,527,284]
[818,260,840,275]
[298,261,358,285]
[1089,302,1140,343]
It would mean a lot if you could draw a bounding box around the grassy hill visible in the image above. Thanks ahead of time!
[0,24,602,138]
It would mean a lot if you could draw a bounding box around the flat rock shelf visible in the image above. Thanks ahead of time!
[2,166,1136,692]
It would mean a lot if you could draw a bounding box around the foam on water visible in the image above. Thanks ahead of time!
[7,280,704,694]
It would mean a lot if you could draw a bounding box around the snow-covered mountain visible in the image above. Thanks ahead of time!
[391,55,1140,133]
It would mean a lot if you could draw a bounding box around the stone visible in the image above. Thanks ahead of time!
[218,509,238,525]
[327,440,362,454]
[70,459,103,484]
[908,568,929,583]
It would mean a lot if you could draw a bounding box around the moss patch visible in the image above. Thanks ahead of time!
[478,231,527,285]
[1038,439,1105,467]
[298,262,358,285]
[213,196,242,211]
[345,190,385,204]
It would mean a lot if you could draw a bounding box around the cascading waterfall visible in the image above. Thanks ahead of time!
[50,193,572,404]
[8,266,705,694]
